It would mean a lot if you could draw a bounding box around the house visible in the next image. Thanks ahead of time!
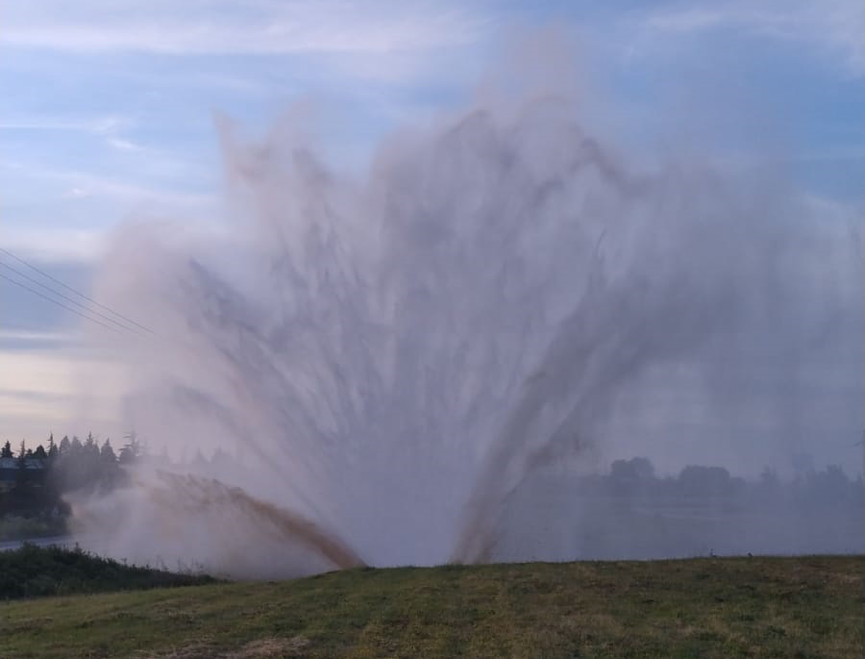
[0,456,46,491]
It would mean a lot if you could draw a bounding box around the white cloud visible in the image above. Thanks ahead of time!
[9,162,216,212]
[0,114,147,154]
[64,187,91,199]
[52,172,216,210]
[107,137,142,152]
[820,0,865,73]
[0,228,107,262]
[641,0,865,75]
[0,115,134,134]
[1,1,488,56]
[0,329,77,343]
[645,8,731,33]
[1,163,220,264]
[0,350,125,438]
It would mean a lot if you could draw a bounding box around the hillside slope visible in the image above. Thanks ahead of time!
[2,556,862,658]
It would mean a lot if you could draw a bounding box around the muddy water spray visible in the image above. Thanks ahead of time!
[72,87,851,576]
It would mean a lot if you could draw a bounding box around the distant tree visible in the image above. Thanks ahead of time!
[759,466,779,489]
[678,465,732,498]
[32,444,48,460]
[14,441,29,490]
[100,439,117,464]
[1,441,13,459]
[192,449,208,468]
[608,457,656,495]
[805,465,851,506]
[52,435,91,492]
[47,433,58,460]
[119,431,143,465]
[610,458,655,481]
[626,457,655,480]
[84,432,100,457]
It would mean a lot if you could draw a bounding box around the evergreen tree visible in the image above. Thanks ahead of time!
[84,432,99,457]
[32,444,48,460]
[100,439,117,463]
[15,440,28,489]
[0,440,12,459]
[119,431,142,465]
[58,435,71,455]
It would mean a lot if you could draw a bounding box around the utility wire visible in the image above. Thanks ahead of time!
[0,272,122,334]
[0,246,155,334]
[0,260,145,336]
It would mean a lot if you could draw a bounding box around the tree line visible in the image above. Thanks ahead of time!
[0,432,144,518]
[2,435,861,520]
[576,457,863,510]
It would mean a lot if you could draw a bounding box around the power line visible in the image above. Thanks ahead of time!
[0,272,122,334]
[0,260,145,336]
[0,246,155,335]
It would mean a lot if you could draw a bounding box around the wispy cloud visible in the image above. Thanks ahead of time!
[106,137,142,152]
[0,228,107,262]
[0,350,124,437]
[51,172,216,209]
[642,0,865,75]
[2,2,489,56]
[0,164,218,262]
[0,330,77,343]
[0,115,133,133]
[0,114,147,154]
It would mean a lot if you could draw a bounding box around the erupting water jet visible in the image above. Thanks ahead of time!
[70,73,856,577]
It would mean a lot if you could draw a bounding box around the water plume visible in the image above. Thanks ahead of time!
[73,67,858,576]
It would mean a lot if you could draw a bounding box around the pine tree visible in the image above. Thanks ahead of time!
[15,440,28,489]
[100,439,117,463]
[0,441,12,459]
[47,433,59,460]
[84,432,99,457]
[119,431,142,465]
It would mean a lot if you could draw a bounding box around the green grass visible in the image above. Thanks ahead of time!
[0,544,216,599]
[1,556,862,658]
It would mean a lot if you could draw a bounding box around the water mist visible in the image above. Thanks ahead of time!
[72,72,860,577]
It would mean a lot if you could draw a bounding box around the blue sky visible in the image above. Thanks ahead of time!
[0,0,862,469]
[2,0,863,261]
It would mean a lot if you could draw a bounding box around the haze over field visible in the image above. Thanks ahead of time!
[0,2,862,576]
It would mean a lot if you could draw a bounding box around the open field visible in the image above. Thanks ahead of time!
[1,556,863,659]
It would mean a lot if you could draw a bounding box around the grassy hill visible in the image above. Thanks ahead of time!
[1,555,862,658]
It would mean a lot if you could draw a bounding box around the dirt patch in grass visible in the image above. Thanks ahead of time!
[145,636,310,659]
[232,636,310,658]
